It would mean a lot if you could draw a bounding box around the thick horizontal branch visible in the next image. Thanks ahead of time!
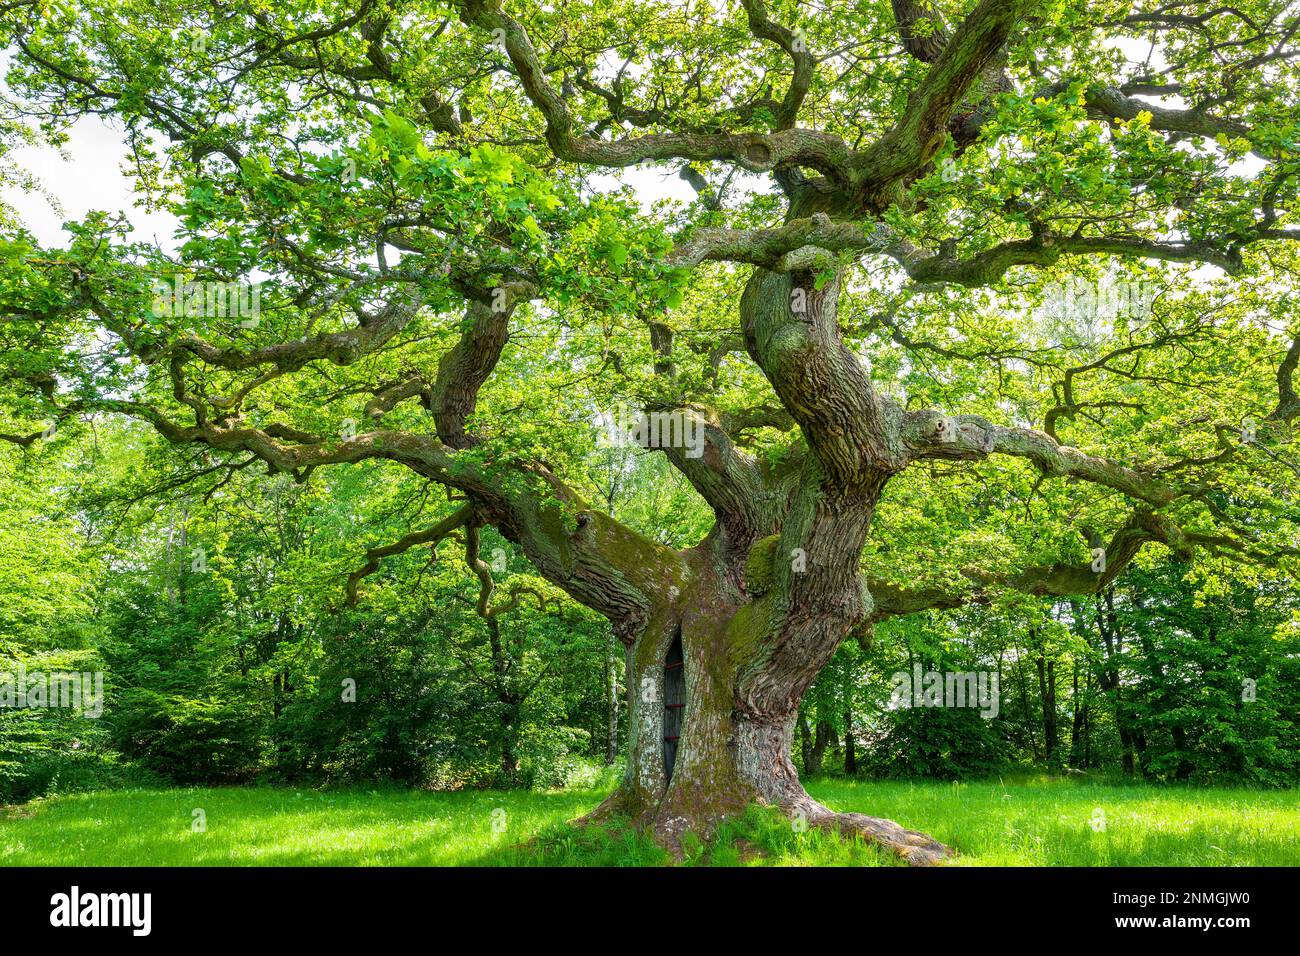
[667,213,878,269]
[902,409,1177,506]
[889,232,1244,286]
[365,374,434,419]
[869,507,1193,620]
[77,390,685,635]
[1068,82,1252,141]
[346,505,472,605]
[169,287,426,372]
[672,215,1252,283]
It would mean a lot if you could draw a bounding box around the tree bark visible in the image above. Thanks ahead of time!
[1068,660,1088,769]
[798,714,814,773]
[1093,589,1143,776]
[484,615,522,784]
[582,563,951,864]
[1017,655,1040,761]
[1036,653,1058,767]
[844,707,857,775]
[605,632,619,766]
[807,720,833,775]
[579,268,953,865]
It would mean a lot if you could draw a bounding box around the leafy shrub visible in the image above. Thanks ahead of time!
[108,688,264,784]
[863,704,1013,780]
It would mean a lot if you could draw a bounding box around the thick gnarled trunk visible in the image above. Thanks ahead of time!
[577,266,953,865]
[585,557,953,866]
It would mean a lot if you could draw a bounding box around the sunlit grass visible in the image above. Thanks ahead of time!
[0,787,602,867]
[1,777,1295,866]
[806,775,1300,867]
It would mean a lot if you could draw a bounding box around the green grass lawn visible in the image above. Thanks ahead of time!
[1,777,1295,866]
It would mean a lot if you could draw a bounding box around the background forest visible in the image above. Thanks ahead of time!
[4,413,1296,804]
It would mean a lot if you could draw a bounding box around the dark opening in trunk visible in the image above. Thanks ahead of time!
[663,632,684,781]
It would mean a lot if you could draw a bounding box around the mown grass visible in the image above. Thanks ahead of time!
[805,776,1300,867]
[1,776,1295,866]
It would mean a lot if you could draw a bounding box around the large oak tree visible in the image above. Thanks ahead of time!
[2,0,1299,863]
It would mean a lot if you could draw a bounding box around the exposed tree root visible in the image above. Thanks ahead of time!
[789,797,955,866]
[575,786,954,866]
[572,788,649,830]
[819,810,953,866]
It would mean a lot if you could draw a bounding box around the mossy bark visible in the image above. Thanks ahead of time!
[583,550,952,866]
[565,267,951,863]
